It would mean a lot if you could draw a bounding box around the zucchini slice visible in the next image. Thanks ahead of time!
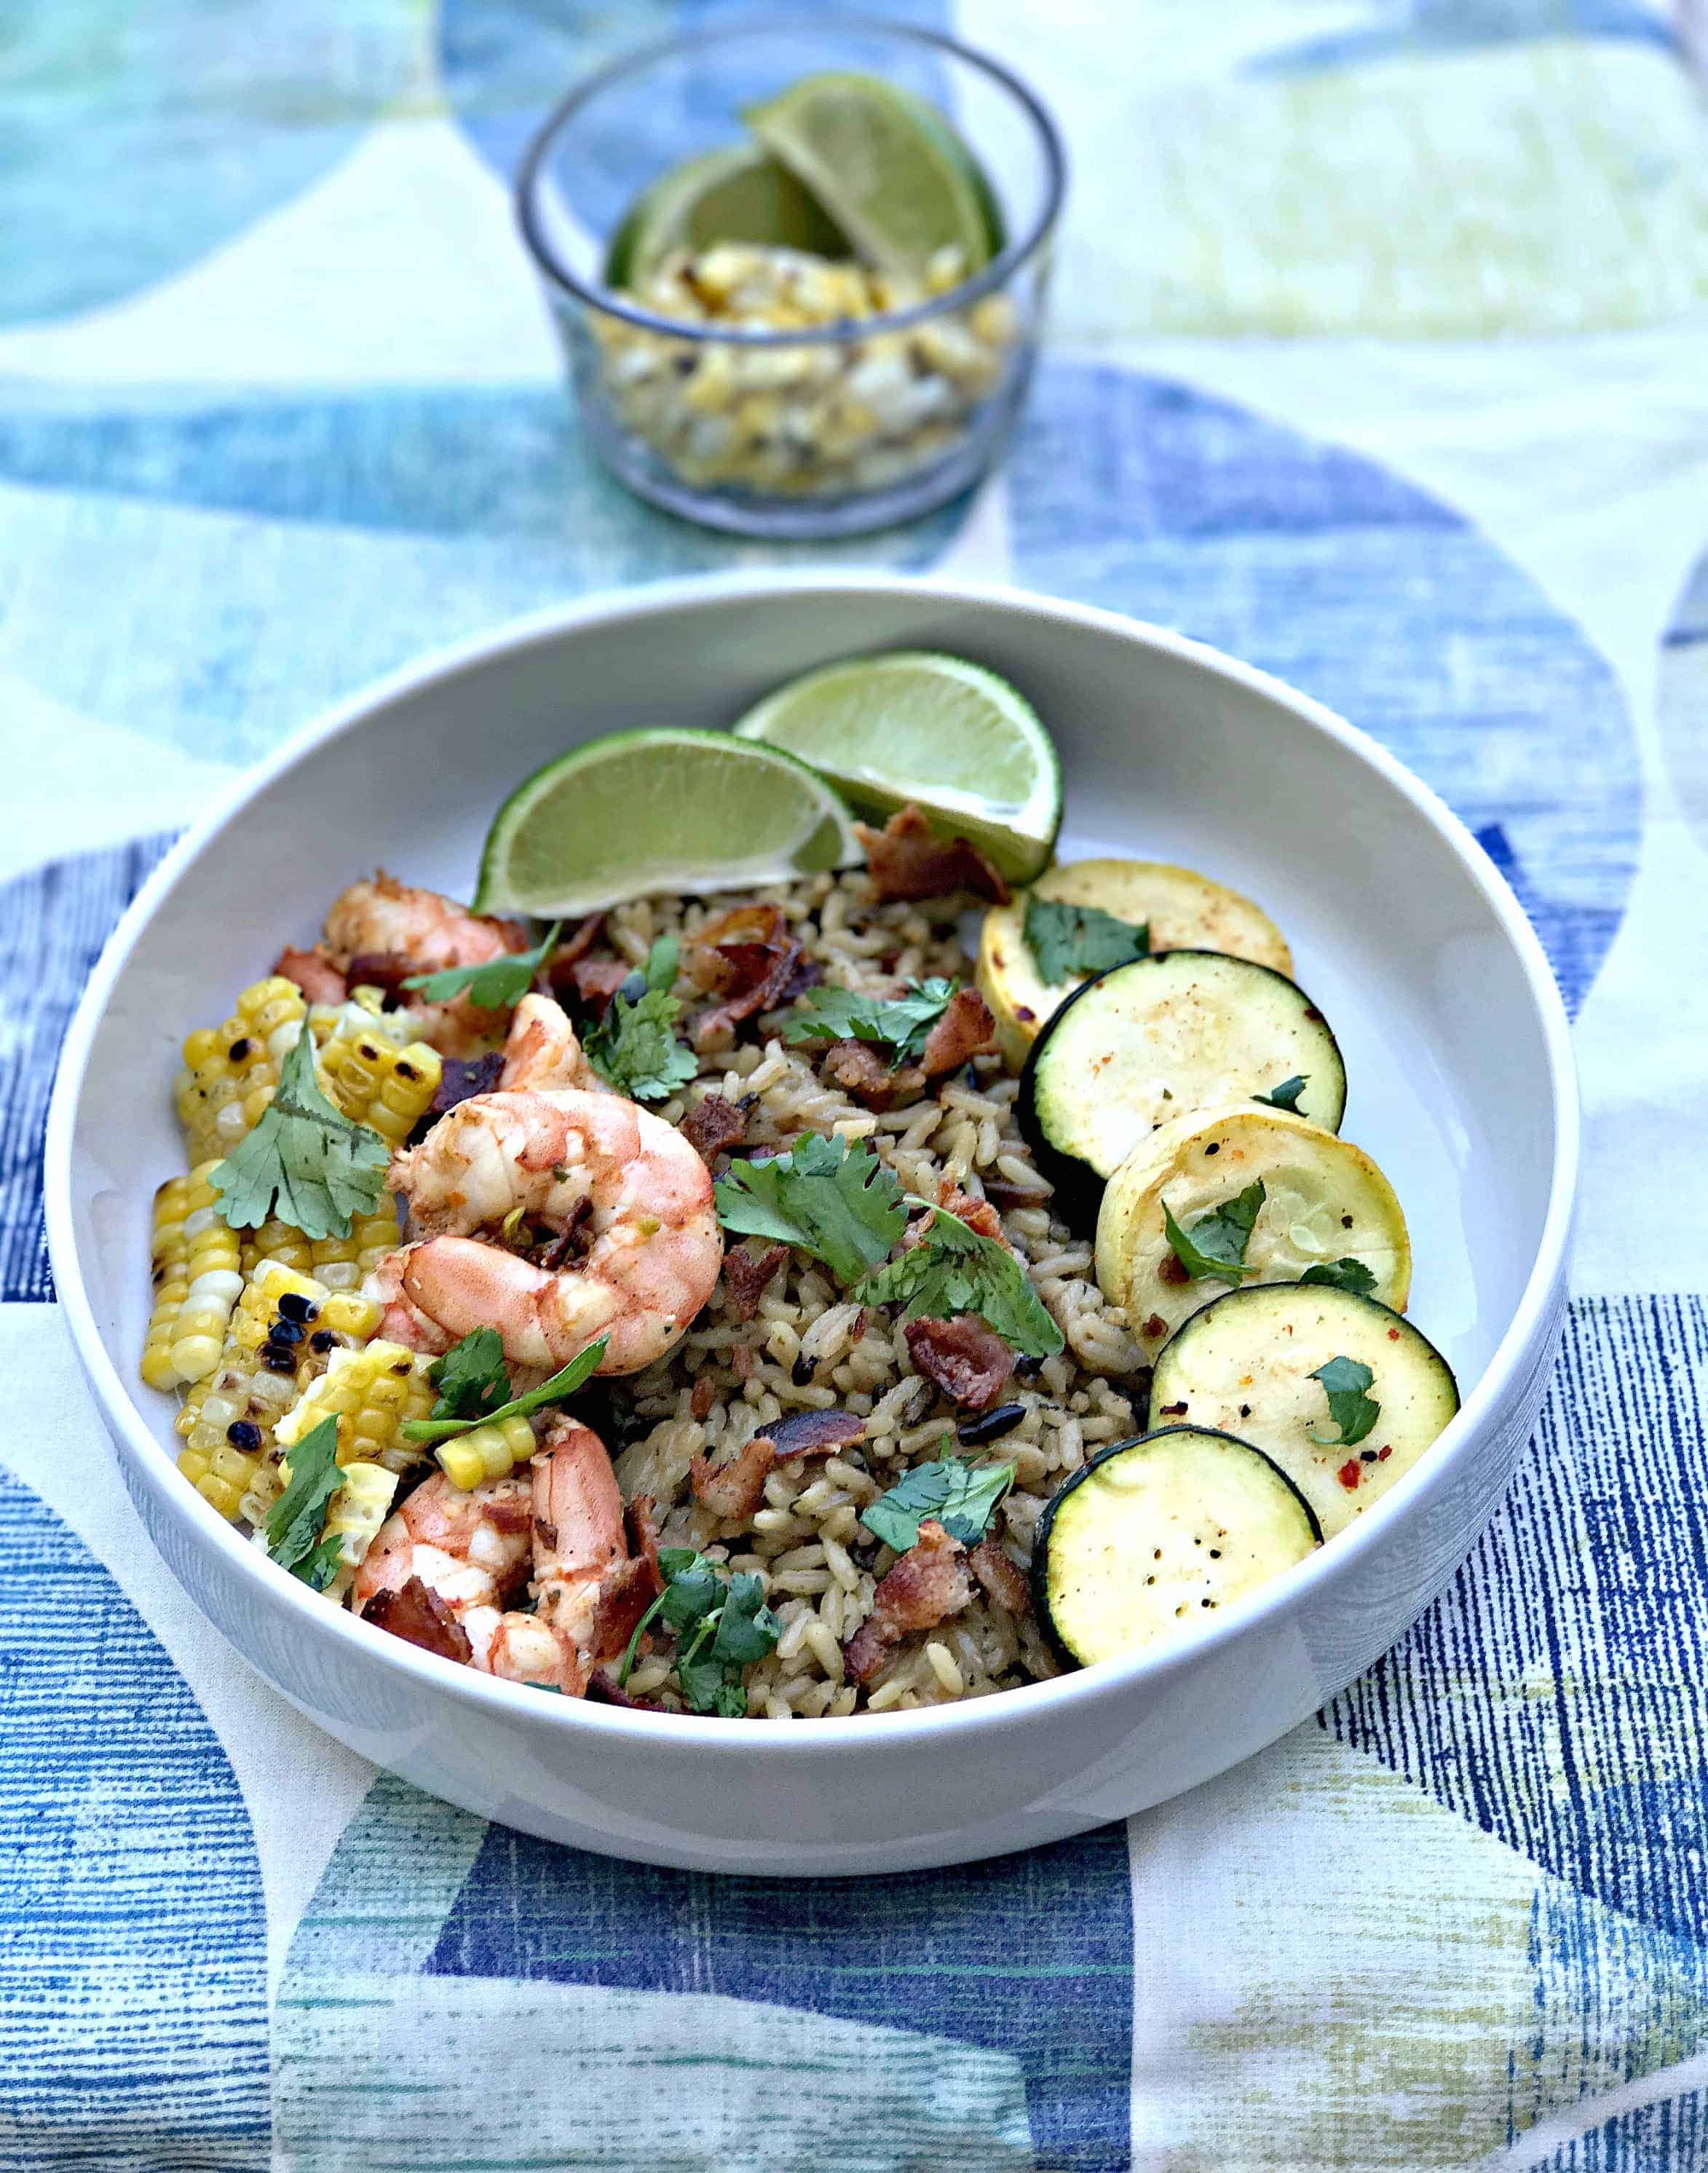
[1096,1102,1410,1357]
[1017,950,1346,1215]
[977,859,1293,1072]
[1034,1426,1321,1668]
[1148,1285,1459,1541]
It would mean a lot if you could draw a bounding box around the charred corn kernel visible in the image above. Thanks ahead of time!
[276,1341,434,1474]
[176,1261,376,1462]
[320,1462,399,1594]
[436,1413,537,1492]
[177,1438,267,1523]
[175,978,307,1162]
[323,1032,441,1147]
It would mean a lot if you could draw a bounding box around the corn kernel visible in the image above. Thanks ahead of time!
[435,1412,536,1491]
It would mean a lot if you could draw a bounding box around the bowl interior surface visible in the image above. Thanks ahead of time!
[60,580,1560,1692]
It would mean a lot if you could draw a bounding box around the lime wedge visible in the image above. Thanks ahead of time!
[474,729,861,918]
[731,651,1060,883]
[743,73,1003,282]
[605,143,850,291]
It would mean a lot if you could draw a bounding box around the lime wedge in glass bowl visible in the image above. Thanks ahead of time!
[731,650,1061,884]
[604,142,850,291]
[473,729,861,917]
[743,72,1004,281]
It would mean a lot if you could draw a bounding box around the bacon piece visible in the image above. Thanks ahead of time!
[679,1092,749,1165]
[982,1175,1051,1212]
[360,1576,473,1665]
[821,1038,925,1112]
[904,1314,1015,1411]
[970,1537,1029,1614]
[723,1241,789,1322]
[842,1520,973,1684]
[625,1495,663,1591]
[274,945,348,1006]
[425,1052,505,1124]
[684,903,807,1049]
[901,1181,1007,1254]
[567,955,631,1012]
[855,805,1011,907]
[344,950,416,1004]
[536,1194,594,1271]
[689,1434,777,1521]
[918,988,997,1076]
[586,1669,657,1710]
[591,1554,665,1663]
[545,913,607,995]
[768,1407,866,1459]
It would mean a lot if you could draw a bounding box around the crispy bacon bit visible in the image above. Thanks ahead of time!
[274,946,347,1006]
[544,913,607,995]
[770,1407,866,1460]
[919,988,996,1076]
[1158,1252,1191,1287]
[690,1376,716,1421]
[1158,1400,1188,1419]
[855,805,1011,906]
[427,1051,505,1119]
[1337,1459,1362,1491]
[592,1554,665,1662]
[904,1314,1015,1411]
[1142,1314,1169,1341]
[567,955,631,1012]
[821,1038,925,1111]
[684,903,807,1049]
[690,1433,776,1521]
[626,1494,663,1590]
[586,1669,657,1710]
[360,1576,473,1664]
[842,1519,974,1684]
[970,1537,1029,1614]
[344,951,417,1004]
[679,1092,750,1164]
[723,1241,789,1322]
[731,1342,756,1381]
[983,1175,1051,1211]
[536,1194,593,1271]
[778,952,823,1001]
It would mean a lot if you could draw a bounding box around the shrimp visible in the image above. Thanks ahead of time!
[499,993,604,1094]
[353,1419,644,1697]
[322,872,531,1056]
[388,1088,721,1375]
[364,1242,456,1354]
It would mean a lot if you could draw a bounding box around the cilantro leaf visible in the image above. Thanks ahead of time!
[861,1448,1015,1554]
[714,1134,906,1287]
[210,1026,389,1242]
[617,1547,780,1714]
[1023,895,1150,985]
[1162,1180,1267,1286]
[583,936,697,1103]
[265,1413,347,1584]
[1300,1257,1379,1296]
[859,1199,1064,1360]
[401,1334,608,1446]
[783,979,958,1064]
[403,920,561,1009]
[1308,1354,1380,1447]
[1254,1075,1308,1112]
[427,1328,510,1422]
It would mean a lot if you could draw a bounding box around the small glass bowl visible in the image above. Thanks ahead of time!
[516,16,1065,540]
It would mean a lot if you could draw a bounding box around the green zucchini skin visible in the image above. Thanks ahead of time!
[1148,1285,1460,1540]
[1032,1425,1323,1671]
[1016,950,1348,1225]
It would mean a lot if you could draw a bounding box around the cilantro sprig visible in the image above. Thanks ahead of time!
[583,937,697,1103]
[1300,1257,1378,1296]
[1308,1355,1380,1448]
[1254,1075,1308,1113]
[1023,896,1150,985]
[400,1333,608,1447]
[714,1135,906,1287]
[265,1414,347,1591]
[861,1447,1014,1555]
[403,920,561,1010]
[210,1027,389,1242]
[783,979,958,1065]
[860,1198,1064,1360]
[617,1547,780,1716]
[424,1327,510,1423]
[1162,1180,1266,1287]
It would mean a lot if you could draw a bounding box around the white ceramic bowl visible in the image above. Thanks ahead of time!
[47,573,1575,1876]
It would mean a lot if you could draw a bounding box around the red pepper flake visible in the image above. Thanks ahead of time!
[1337,1459,1362,1491]
[1377,1446,1392,1462]
[1159,1400,1188,1418]
[1388,1327,1400,1341]
[690,1376,715,1422]
[1142,1314,1168,1341]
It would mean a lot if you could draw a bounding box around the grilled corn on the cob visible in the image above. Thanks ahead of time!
[436,1413,538,1493]
[274,1340,435,1475]
[174,977,307,1164]
[141,1163,245,1389]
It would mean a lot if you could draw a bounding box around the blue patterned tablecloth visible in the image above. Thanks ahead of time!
[4,4,1708,2168]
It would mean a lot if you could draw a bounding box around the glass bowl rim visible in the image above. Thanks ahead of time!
[513,11,1067,349]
